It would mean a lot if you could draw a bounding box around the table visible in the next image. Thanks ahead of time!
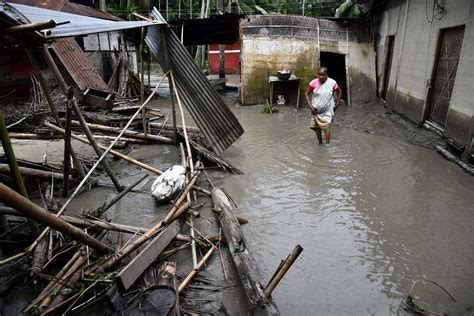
[268,76,302,108]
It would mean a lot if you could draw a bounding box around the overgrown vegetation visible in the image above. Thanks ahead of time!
[104,0,346,20]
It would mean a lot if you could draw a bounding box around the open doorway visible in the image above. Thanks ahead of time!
[320,52,348,103]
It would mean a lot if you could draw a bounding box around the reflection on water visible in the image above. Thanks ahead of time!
[213,105,474,314]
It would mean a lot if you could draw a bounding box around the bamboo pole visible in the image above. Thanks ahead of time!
[63,87,73,197]
[25,48,86,179]
[0,183,108,252]
[7,133,63,140]
[178,245,215,293]
[264,245,303,298]
[0,20,56,35]
[66,120,172,143]
[0,114,38,235]
[62,216,147,234]
[181,143,197,268]
[41,45,122,192]
[149,122,200,133]
[140,27,147,138]
[0,164,65,181]
[99,173,149,215]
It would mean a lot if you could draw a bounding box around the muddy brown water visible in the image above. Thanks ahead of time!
[209,102,474,314]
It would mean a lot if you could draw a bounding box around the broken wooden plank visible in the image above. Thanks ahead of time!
[117,220,182,290]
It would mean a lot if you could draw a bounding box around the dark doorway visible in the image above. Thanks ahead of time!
[381,35,395,101]
[427,25,465,128]
[320,52,347,102]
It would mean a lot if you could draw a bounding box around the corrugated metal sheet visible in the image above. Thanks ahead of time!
[51,37,110,91]
[7,3,161,38]
[146,8,243,155]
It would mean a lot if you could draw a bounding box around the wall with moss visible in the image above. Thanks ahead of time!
[241,36,376,106]
[240,36,319,105]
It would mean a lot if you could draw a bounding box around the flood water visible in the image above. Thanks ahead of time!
[211,102,474,314]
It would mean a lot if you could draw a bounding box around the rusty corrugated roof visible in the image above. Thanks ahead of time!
[60,2,122,21]
[6,0,119,20]
[51,38,109,91]
[6,0,67,10]
[146,8,244,155]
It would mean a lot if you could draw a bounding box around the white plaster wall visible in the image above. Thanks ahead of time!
[376,0,473,149]
[377,0,473,122]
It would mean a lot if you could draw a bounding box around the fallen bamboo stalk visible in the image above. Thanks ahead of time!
[149,122,200,133]
[95,173,199,273]
[0,183,109,252]
[63,87,73,197]
[62,216,147,235]
[24,248,81,313]
[178,245,215,293]
[0,20,56,35]
[7,133,63,140]
[0,163,65,181]
[264,245,303,298]
[67,120,173,143]
[39,249,88,312]
[212,188,279,315]
[98,173,149,216]
[79,134,146,144]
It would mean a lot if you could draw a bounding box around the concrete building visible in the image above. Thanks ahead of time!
[239,14,377,107]
[374,0,473,160]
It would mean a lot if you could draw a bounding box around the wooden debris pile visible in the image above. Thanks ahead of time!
[0,43,301,315]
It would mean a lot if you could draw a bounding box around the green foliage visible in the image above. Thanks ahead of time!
[104,0,345,19]
[261,103,279,114]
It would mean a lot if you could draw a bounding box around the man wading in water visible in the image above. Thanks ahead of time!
[305,67,342,144]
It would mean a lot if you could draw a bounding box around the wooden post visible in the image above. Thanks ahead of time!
[40,45,122,192]
[264,244,303,297]
[212,188,279,315]
[25,48,86,179]
[62,87,73,197]
[0,114,38,235]
[0,183,109,252]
